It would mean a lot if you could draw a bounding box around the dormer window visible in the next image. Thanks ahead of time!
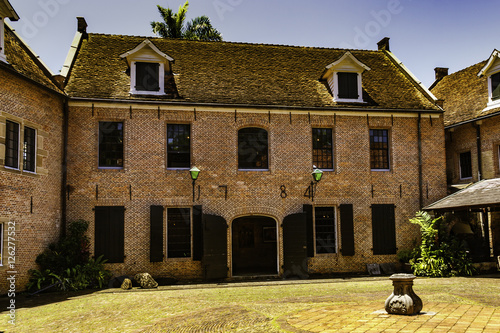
[321,51,370,103]
[0,17,5,63]
[0,3,20,64]
[478,49,500,110]
[491,72,500,101]
[134,62,161,92]
[337,72,359,100]
[120,39,174,96]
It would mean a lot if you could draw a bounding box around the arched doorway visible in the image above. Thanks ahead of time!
[232,216,278,276]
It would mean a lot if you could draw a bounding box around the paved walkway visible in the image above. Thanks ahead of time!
[279,301,500,333]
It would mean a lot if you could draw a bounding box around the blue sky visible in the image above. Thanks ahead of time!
[6,0,499,87]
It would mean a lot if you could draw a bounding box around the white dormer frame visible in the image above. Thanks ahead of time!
[0,17,5,63]
[478,49,500,111]
[120,39,174,96]
[0,0,20,63]
[321,51,371,103]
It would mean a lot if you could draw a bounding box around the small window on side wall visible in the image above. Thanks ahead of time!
[99,122,124,168]
[5,120,20,169]
[23,127,36,172]
[459,151,472,179]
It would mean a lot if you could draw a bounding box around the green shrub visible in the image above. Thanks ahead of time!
[27,220,110,292]
[409,211,476,277]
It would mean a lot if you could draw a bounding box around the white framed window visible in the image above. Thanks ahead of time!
[322,51,370,103]
[489,72,500,102]
[0,18,6,63]
[120,39,173,96]
[314,206,337,254]
[331,71,364,103]
[130,61,165,95]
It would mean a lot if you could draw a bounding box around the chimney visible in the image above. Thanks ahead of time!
[77,17,88,38]
[434,67,448,81]
[377,37,390,52]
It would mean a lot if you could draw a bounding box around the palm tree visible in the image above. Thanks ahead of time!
[151,1,223,41]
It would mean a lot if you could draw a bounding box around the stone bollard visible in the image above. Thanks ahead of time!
[385,273,422,315]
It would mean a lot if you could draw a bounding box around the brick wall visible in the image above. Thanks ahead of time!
[445,115,500,185]
[0,68,65,292]
[66,103,447,280]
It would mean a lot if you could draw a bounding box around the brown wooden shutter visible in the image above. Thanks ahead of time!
[150,205,164,262]
[339,204,355,256]
[94,206,108,260]
[94,206,125,263]
[338,72,358,99]
[109,206,125,263]
[282,212,308,279]
[192,205,203,261]
[303,204,315,257]
[371,204,396,255]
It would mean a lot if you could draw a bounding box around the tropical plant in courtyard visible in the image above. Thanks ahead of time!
[27,220,111,292]
[151,1,223,41]
[409,211,475,277]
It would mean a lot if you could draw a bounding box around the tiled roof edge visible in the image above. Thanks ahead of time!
[5,22,64,93]
[444,108,500,129]
[86,32,379,52]
[68,96,445,113]
[382,49,440,110]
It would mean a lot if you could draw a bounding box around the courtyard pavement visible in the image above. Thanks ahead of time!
[133,275,500,333]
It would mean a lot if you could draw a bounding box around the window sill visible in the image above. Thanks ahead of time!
[130,90,166,96]
[482,100,500,112]
[98,167,124,172]
[371,169,391,172]
[334,98,366,103]
[166,257,192,262]
[238,169,269,172]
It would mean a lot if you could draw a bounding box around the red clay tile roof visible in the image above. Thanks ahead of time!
[2,25,62,93]
[430,60,499,127]
[65,33,439,111]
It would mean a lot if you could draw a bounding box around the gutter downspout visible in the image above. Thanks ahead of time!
[418,113,423,209]
[473,122,482,181]
[61,98,69,238]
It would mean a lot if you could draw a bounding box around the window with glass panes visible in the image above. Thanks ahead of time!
[167,208,191,258]
[314,207,336,254]
[5,120,19,169]
[23,127,36,172]
[491,72,500,101]
[98,122,123,168]
[167,124,190,168]
[459,151,472,179]
[238,127,268,170]
[312,128,333,169]
[370,129,390,170]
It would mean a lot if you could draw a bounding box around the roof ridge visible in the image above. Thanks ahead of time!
[86,32,379,52]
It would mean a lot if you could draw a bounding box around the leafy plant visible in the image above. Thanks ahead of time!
[27,220,110,292]
[409,211,476,277]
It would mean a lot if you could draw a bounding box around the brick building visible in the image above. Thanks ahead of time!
[0,1,66,292]
[59,20,446,281]
[428,50,500,259]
